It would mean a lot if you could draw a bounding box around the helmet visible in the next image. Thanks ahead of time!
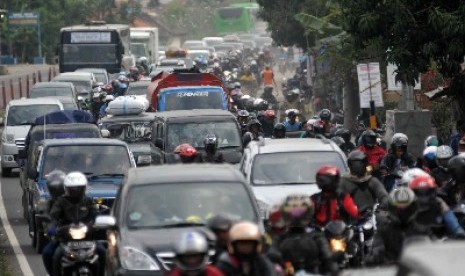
[234,82,241,88]
[105,95,114,102]
[423,146,437,163]
[228,221,262,257]
[335,128,351,143]
[361,130,377,147]
[138,56,148,66]
[244,97,256,112]
[409,174,437,205]
[264,109,276,120]
[173,231,209,272]
[237,110,250,126]
[46,170,66,199]
[436,145,453,169]
[313,118,325,135]
[129,66,139,74]
[448,155,465,181]
[207,214,234,232]
[280,194,314,227]
[247,118,262,129]
[348,150,368,177]
[424,135,439,147]
[267,204,286,235]
[63,172,88,200]
[316,165,340,192]
[319,109,332,123]
[388,187,418,224]
[331,136,345,147]
[306,119,316,131]
[174,144,198,163]
[253,98,268,111]
[203,134,218,155]
[273,123,286,138]
[391,133,408,152]
[399,168,430,187]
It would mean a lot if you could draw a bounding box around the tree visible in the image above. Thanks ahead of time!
[338,0,465,118]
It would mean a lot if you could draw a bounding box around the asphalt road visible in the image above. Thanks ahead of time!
[0,169,46,276]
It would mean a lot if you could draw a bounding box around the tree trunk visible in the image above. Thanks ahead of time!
[343,72,360,133]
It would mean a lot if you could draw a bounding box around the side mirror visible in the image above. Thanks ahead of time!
[100,129,110,138]
[77,96,84,102]
[94,215,116,229]
[18,149,27,159]
[0,117,4,126]
[155,138,164,149]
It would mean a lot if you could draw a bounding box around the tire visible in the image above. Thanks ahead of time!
[1,167,12,177]
[36,230,46,254]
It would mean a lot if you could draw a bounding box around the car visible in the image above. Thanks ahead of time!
[30,82,79,110]
[239,138,348,217]
[52,72,99,102]
[26,138,136,253]
[151,109,243,164]
[182,40,206,49]
[75,68,110,85]
[149,59,187,77]
[201,37,224,47]
[0,98,64,176]
[94,164,262,275]
[187,49,211,61]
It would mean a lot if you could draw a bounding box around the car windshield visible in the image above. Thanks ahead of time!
[127,84,149,96]
[55,80,90,93]
[162,89,224,111]
[93,73,107,84]
[252,152,346,185]
[125,182,257,228]
[42,145,131,177]
[31,88,72,98]
[167,121,241,151]
[7,105,61,126]
[101,121,152,142]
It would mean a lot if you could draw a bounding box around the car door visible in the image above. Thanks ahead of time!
[151,120,164,164]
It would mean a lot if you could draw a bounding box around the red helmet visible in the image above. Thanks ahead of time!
[174,144,198,163]
[409,175,437,204]
[267,204,287,235]
[264,109,276,119]
[316,165,340,192]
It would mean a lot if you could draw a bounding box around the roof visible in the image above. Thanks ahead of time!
[60,24,129,31]
[30,123,100,134]
[7,98,63,107]
[32,82,74,88]
[249,138,341,154]
[101,112,156,123]
[75,68,108,73]
[41,138,128,147]
[125,164,246,186]
[154,109,235,120]
[52,72,93,81]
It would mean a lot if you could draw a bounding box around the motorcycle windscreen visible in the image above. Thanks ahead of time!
[158,86,228,111]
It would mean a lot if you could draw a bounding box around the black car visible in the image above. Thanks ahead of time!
[151,109,243,164]
[100,112,158,166]
[94,164,262,275]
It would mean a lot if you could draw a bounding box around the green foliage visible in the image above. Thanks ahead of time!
[431,98,454,144]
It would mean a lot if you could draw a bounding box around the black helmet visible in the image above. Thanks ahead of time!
[348,150,368,177]
[207,214,234,232]
[237,110,250,126]
[319,109,332,123]
[247,118,262,129]
[46,170,66,199]
[335,128,351,143]
[273,123,286,138]
[388,187,418,225]
[203,134,218,155]
[254,98,269,111]
[361,130,377,148]
[448,155,465,182]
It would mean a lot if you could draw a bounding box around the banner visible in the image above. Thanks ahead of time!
[356,62,384,108]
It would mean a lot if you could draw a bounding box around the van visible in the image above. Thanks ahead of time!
[52,72,98,102]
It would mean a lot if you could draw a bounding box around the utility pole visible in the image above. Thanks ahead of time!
[0,9,8,56]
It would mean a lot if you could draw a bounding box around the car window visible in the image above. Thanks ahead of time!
[251,151,346,185]
[125,182,257,228]
[101,121,152,142]
[7,105,61,126]
[31,88,73,98]
[127,85,149,96]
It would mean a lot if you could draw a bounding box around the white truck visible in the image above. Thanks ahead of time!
[130,27,159,65]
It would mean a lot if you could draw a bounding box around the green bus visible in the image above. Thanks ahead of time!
[213,3,266,35]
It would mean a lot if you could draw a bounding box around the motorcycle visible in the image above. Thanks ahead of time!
[261,87,277,109]
[322,220,356,268]
[352,210,377,267]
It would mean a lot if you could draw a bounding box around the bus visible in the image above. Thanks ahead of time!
[213,3,266,35]
[57,21,130,73]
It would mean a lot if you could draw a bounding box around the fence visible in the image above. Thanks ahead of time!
[0,66,58,109]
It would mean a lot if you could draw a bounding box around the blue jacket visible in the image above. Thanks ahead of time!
[283,121,302,132]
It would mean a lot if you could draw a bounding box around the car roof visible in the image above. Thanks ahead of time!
[7,97,63,106]
[32,82,74,88]
[248,138,342,154]
[125,164,246,186]
[101,112,156,123]
[41,138,128,147]
[53,72,93,80]
[75,68,108,73]
[154,109,235,120]
[30,123,99,133]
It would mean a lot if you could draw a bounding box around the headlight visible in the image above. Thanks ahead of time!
[329,238,347,252]
[257,199,269,219]
[6,134,14,144]
[120,246,160,271]
[69,225,88,240]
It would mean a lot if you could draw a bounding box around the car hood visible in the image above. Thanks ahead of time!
[5,125,31,138]
[253,184,320,206]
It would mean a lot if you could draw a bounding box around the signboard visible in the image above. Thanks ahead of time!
[70,32,111,43]
[387,64,421,91]
[8,12,39,28]
[356,62,384,108]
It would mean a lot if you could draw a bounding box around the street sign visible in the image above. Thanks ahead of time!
[8,12,39,28]
[387,63,421,91]
[356,62,384,108]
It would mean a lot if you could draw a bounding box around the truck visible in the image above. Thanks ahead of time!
[130,27,159,65]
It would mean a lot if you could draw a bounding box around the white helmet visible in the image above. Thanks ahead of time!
[399,168,429,187]
[436,145,453,169]
[64,172,88,199]
[173,231,209,272]
[105,95,114,102]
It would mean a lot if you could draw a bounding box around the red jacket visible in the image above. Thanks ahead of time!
[165,266,225,276]
[311,192,359,227]
[358,145,387,167]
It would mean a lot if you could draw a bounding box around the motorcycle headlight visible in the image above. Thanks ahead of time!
[69,225,88,240]
[329,238,347,253]
[120,247,160,271]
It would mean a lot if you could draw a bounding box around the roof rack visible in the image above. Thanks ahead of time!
[85,20,106,26]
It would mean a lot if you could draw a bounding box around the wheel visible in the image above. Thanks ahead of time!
[22,191,29,221]
[1,167,12,177]
[35,230,46,254]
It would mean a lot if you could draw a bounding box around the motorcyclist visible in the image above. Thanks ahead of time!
[230,82,243,104]
[283,111,302,132]
[243,118,263,147]
[420,145,438,173]
[257,110,275,138]
[409,174,465,238]
[357,129,387,179]
[272,123,286,139]
[42,170,66,276]
[129,66,142,81]
[334,128,356,155]
[431,145,454,188]
[311,166,359,227]
[137,57,149,76]
[274,194,338,276]
[202,134,225,163]
[216,221,277,276]
[99,94,114,118]
[438,154,465,207]
[50,172,105,276]
[174,143,201,164]
[380,133,416,192]
[318,109,334,136]
[207,214,235,264]
[237,110,251,135]
[167,231,225,276]
[424,135,440,148]
[367,187,432,266]
[340,150,389,214]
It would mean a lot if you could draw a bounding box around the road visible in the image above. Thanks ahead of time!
[0,169,45,276]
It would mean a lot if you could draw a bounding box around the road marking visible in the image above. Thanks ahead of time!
[0,178,34,276]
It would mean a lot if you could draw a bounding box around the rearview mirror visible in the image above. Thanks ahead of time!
[100,129,110,138]
[77,96,84,102]
[94,215,116,229]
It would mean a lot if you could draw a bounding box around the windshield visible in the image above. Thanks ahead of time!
[127,85,149,96]
[125,182,257,228]
[32,130,99,145]
[252,152,346,185]
[167,120,241,151]
[55,80,90,93]
[7,105,61,126]
[42,145,131,177]
[31,88,72,98]
[131,43,146,58]
[161,89,224,111]
[63,44,117,64]
[93,73,107,84]
[101,121,152,142]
